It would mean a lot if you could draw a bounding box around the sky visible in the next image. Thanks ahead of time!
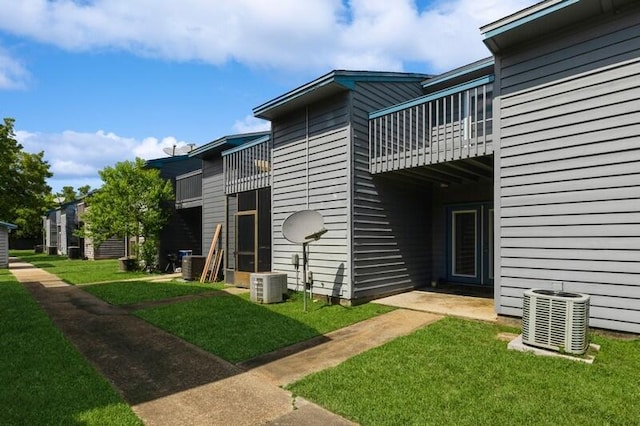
[0,0,535,194]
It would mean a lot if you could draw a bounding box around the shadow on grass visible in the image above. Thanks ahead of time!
[9,258,390,410]
[1,275,141,425]
[135,293,325,364]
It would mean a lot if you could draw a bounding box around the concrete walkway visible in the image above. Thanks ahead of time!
[9,259,440,425]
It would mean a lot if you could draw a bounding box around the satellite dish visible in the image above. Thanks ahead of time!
[282,210,327,244]
[163,144,197,157]
[282,210,327,312]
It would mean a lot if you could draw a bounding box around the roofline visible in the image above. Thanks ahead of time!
[144,154,193,168]
[189,131,270,158]
[222,134,270,157]
[0,221,17,230]
[369,75,495,119]
[422,57,494,89]
[481,0,578,39]
[253,70,430,119]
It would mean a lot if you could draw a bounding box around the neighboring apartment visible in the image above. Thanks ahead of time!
[0,221,17,268]
[43,197,126,260]
[42,201,79,256]
[176,131,270,283]
[145,154,202,270]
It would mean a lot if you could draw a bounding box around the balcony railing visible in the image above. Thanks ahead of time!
[369,76,494,174]
[175,169,202,208]
[223,135,271,194]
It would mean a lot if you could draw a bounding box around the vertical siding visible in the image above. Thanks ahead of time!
[201,157,225,263]
[496,7,640,333]
[0,228,8,268]
[271,94,351,297]
[351,81,432,299]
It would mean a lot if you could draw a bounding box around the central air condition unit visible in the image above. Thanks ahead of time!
[522,289,590,355]
[250,273,287,304]
[182,255,206,281]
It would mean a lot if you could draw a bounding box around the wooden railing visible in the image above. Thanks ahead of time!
[369,77,494,173]
[223,135,271,194]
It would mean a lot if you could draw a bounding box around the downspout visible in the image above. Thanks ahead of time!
[305,106,310,209]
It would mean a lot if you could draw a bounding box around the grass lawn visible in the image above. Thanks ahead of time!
[11,249,152,284]
[288,317,640,425]
[82,280,226,305]
[0,269,141,425]
[135,292,395,363]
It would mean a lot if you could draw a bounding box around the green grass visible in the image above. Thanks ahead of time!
[82,280,226,305]
[135,292,395,363]
[0,269,141,425]
[288,317,640,426]
[11,249,150,284]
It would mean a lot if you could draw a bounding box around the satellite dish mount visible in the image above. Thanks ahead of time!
[282,210,327,311]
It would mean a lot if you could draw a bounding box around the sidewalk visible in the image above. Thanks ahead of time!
[9,259,438,425]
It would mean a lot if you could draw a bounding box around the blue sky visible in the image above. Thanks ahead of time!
[0,0,534,193]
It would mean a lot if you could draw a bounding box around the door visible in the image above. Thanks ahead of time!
[446,203,493,285]
[235,211,256,286]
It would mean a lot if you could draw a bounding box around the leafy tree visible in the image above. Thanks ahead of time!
[77,185,92,198]
[80,158,173,270]
[54,185,92,204]
[57,186,77,203]
[0,118,53,238]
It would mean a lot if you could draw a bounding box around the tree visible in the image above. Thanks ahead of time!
[80,158,173,270]
[54,185,92,204]
[0,118,53,239]
[57,186,77,203]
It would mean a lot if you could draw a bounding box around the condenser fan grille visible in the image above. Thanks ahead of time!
[522,289,590,355]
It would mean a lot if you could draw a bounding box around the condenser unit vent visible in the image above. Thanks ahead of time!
[522,289,590,355]
[250,273,287,304]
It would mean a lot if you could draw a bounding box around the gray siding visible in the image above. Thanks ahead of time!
[201,158,225,263]
[495,7,640,333]
[271,94,351,297]
[351,81,432,300]
[0,228,8,268]
[85,236,125,260]
[45,215,57,248]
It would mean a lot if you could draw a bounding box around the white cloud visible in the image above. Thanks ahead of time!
[0,0,535,74]
[0,46,29,89]
[232,115,271,134]
[15,128,197,192]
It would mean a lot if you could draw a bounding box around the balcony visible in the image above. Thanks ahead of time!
[369,76,494,174]
[175,169,202,209]
[223,135,271,194]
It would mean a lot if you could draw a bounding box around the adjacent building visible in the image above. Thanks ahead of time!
[0,221,17,268]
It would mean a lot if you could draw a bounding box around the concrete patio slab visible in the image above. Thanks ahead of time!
[372,290,497,322]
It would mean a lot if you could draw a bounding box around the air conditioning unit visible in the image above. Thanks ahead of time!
[182,255,206,281]
[250,273,287,304]
[522,289,590,355]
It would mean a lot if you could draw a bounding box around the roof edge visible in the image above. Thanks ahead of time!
[253,70,430,120]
